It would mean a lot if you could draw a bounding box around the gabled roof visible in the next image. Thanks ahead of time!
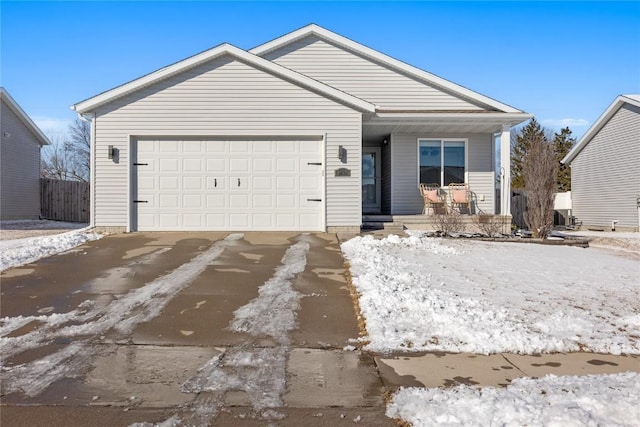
[562,95,640,164]
[250,24,524,114]
[72,43,375,114]
[0,87,50,146]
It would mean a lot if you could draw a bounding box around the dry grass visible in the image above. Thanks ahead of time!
[342,260,370,347]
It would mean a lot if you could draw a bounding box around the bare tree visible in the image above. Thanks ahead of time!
[523,136,558,239]
[41,119,90,182]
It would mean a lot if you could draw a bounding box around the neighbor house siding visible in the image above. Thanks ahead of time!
[391,133,495,215]
[262,35,487,111]
[570,103,640,230]
[0,99,42,220]
[92,56,362,229]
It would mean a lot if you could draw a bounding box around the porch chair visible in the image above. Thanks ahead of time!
[448,183,472,214]
[419,183,447,215]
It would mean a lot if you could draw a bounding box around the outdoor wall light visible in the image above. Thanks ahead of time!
[108,145,114,159]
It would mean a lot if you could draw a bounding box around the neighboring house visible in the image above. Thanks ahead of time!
[562,95,640,232]
[72,24,531,232]
[1,88,50,220]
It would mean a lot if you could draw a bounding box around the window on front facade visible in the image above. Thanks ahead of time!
[418,139,466,186]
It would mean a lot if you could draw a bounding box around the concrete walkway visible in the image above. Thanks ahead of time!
[376,351,640,389]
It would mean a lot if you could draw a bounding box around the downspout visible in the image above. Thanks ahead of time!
[76,111,96,229]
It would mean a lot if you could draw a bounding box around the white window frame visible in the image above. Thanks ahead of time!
[417,138,468,188]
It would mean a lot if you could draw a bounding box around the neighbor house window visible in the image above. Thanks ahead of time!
[418,139,466,186]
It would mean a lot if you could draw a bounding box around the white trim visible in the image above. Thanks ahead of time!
[562,94,640,164]
[417,138,469,188]
[251,24,524,114]
[72,44,374,114]
[0,87,51,146]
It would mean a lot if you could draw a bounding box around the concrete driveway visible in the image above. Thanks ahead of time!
[1,232,394,426]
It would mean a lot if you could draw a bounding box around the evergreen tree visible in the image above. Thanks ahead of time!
[553,127,575,192]
[511,118,547,189]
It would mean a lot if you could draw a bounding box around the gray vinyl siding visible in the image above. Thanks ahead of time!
[390,133,495,215]
[570,103,640,230]
[262,35,487,111]
[0,100,42,220]
[92,55,362,229]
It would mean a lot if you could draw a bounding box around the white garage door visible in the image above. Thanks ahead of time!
[133,138,324,231]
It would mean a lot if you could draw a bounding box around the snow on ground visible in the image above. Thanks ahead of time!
[0,226,102,272]
[341,233,640,355]
[387,372,640,427]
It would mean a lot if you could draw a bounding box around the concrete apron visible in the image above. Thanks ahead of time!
[1,232,393,427]
[376,352,640,389]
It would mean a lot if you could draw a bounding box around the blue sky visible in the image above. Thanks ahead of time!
[2,1,639,140]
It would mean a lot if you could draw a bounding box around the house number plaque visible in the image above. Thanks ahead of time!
[335,168,351,177]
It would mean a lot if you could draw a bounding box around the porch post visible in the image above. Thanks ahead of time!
[500,124,511,216]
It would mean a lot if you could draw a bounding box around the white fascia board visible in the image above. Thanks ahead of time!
[72,43,374,114]
[562,95,640,164]
[370,111,532,126]
[251,24,524,114]
[0,87,51,146]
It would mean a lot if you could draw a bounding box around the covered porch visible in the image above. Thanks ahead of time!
[360,112,530,224]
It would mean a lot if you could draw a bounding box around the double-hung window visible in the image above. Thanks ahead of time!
[418,139,467,187]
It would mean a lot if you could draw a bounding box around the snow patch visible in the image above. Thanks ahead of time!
[0,227,102,271]
[387,372,640,427]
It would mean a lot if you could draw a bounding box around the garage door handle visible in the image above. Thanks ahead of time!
[307,162,322,165]
[133,200,148,203]
[307,198,322,202]
[133,163,148,166]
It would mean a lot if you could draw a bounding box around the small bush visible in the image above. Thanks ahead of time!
[473,214,508,236]
[432,211,467,234]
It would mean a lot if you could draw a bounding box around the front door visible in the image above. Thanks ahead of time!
[362,148,381,213]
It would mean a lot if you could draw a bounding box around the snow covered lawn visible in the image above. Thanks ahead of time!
[341,233,640,355]
[387,372,640,427]
[0,225,102,272]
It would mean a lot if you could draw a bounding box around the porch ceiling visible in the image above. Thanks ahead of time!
[363,112,532,139]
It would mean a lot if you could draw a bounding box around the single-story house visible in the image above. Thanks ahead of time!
[72,24,531,232]
[562,95,640,232]
[1,87,50,220]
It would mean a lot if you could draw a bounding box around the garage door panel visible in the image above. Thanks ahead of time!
[135,138,323,231]
[159,214,179,227]
[159,141,179,153]
[183,176,203,190]
[159,176,179,190]
[183,158,203,172]
[276,176,296,190]
[207,194,225,208]
[159,194,179,208]
[252,176,274,191]
[277,159,296,172]
[276,194,296,209]
[183,194,203,208]
[253,194,274,209]
[160,158,179,172]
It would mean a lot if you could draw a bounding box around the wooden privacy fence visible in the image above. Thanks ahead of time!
[40,178,89,223]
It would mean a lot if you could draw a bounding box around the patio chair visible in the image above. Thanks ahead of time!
[419,183,447,215]
[448,182,472,214]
